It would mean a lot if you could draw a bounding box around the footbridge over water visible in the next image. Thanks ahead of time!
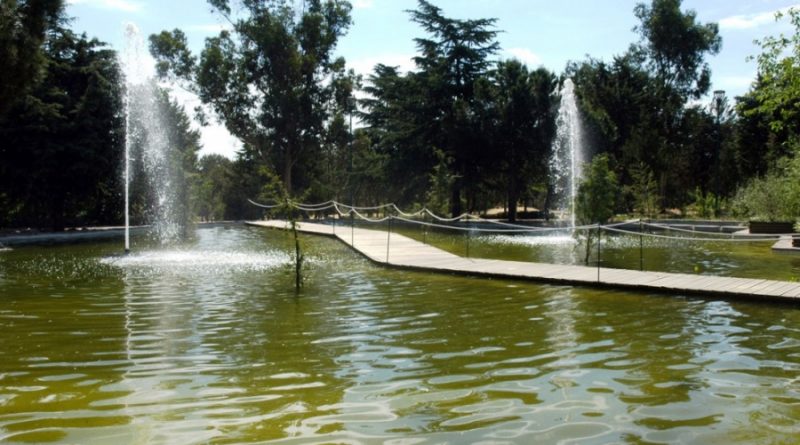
[247,219,800,303]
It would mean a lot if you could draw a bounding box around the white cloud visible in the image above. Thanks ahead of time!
[504,47,543,67]
[719,5,799,30]
[67,0,143,13]
[348,53,416,77]
[352,0,374,9]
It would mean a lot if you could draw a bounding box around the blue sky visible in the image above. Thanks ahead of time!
[66,0,800,158]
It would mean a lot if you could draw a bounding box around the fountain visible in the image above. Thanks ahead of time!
[549,78,585,227]
[121,23,184,249]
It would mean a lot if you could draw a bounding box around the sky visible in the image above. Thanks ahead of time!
[66,0,800,159]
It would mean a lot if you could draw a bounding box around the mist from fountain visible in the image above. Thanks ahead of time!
[121,23,182,245]
[549,78,585,227]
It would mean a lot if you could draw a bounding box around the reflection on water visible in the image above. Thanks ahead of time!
[402,227,800,280]
[0,226,799,443]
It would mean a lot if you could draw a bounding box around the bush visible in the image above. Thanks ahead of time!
[732,154,800,222]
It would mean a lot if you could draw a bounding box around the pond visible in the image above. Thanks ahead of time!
[1,225,799,443]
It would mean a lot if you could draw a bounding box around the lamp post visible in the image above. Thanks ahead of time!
[712,90,725,216]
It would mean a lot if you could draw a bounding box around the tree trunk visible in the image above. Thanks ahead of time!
[507,188,518,222]
[450,183,462,218]
[284,149,293,195]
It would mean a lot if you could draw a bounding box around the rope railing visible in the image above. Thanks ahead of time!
[641,221,799,238]
[248,198,798,243]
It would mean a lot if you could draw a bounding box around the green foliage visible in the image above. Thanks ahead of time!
[569,0,723,212]
[692,187,716,218]
[576,154,618,264]
[0,0,63,116]
[149,0,353,194]
[633,0,720,100]
[487,61,557,221]
[749,7,800,134]
[425,148,456,216]
[732,150,800,222]
[195,154,232,221]
[406,0,500,216]
[576,154,619,225]
[0,26,124,230]
[625,162,658,218]
[256,165,307,290]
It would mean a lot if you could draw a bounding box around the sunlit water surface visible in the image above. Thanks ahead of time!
[1,226,799,444]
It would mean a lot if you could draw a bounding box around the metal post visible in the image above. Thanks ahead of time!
[351,210,354,247]
[422,211,427,244]
[465,229,470,258]
[386,216,392,263]
[597,224,601,283]
[333,213,336,236]
[348,97,354,212]
[639,218,644,271]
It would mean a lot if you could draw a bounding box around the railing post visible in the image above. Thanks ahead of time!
[465,227,470,258]
[597,223,601,283]
[386,216,392,263]
[422,211,427,244]
[639,218,644,271]
[350,210,354,247]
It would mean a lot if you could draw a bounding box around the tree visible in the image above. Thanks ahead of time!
[407,0,499,216]
[633,0,721,101]
[635,0,720,209]
[196,154,233,222]
[488,60,556,221]
[149,0,352,195]
[748,7,800,134]
[575,154,618,263]
[0,0,63,116]
[360,64,435,205]
[0,27,124,230]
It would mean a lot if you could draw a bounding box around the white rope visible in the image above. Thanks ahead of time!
[351,207,391,223]
[601,225,792,243]
[248,198,796,243]
[248,199,282,209]
[641,221,796,238]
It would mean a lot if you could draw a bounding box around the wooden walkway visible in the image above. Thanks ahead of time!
[247,220,800,303]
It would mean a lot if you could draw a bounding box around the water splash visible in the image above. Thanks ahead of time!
[102,249,289,275]
[121,23,183,245]
[550,79,585,227]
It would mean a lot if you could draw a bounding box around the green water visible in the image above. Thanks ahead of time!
[1,226,799,444]
[392,224,800,281]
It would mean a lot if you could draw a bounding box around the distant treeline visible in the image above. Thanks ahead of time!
[2,0,798,230]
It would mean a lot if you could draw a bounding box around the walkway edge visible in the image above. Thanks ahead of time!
[247,220,800,304]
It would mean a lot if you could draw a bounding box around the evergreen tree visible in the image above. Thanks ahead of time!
[0,27,124,230]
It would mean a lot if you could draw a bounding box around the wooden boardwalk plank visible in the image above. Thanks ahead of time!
[247,220,800,303]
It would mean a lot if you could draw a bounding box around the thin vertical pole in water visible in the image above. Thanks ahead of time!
[123,85,130,254]
[639,218,644,271]
[596,224,601,283]
[465,227,470,258]
[386,216,392,263]
[422,211,427,244]
[350,210,354,247]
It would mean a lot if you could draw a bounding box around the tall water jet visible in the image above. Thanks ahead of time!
[121,23,184,246]
[549,78,585,227]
